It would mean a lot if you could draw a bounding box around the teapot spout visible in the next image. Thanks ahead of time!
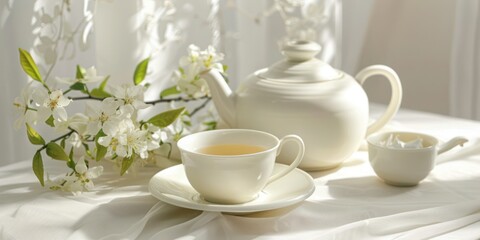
[201,69,236,127]
[438,137,468,155]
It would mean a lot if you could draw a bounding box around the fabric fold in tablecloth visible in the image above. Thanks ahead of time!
[314,200,480,240]
[88,199,480,240]
[2,107,480,239]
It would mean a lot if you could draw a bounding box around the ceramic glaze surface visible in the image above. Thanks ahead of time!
[236,71,369,169]
[202,41,402,170]
[148,164,315,213]
[177,129,305,204]
[367,131,468,186]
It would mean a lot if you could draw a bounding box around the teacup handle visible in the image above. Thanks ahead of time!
[355,65,403,136]
[266,135,305,184]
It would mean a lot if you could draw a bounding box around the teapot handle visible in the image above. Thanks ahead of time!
[355,65,402,136]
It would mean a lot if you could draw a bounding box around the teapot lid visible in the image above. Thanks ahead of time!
[257,41,342,82]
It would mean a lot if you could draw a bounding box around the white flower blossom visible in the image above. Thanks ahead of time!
[67,113,89,134]
[198,45,224,71]
[163,115,191,143]
[173,63,209,98]
[47,157,103,195]
[179,44,201,66]
[157,102,191,143]
[56,66,105,84]
[174,45,225,98]
[32,88,72,123]
[83,67,106,83]
[98,118,149,159]
[13,82,38,128]
[17,41,227,193]
[66,132,83,149]
[84,98,122,135]
[49,111,87,133]
[145,123,163,151]
[117,104,135,119]
[146,114,186,166]
[109,84,149,110]
[52,116,71,132]
[64,131,89,157]
[179,44,224,72]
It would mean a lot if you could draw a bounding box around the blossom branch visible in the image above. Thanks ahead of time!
[17,43,226,193]
[69,96,103,101]
[68,95,210,105]
[146,96,210,105]
[37,128,76,152]
[190,98,211,116]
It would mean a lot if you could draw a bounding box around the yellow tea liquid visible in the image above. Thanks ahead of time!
[198,144,266,155]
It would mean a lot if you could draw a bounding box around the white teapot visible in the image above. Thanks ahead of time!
[202,41,402,170]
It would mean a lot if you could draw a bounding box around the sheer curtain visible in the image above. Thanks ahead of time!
[344,0,480,121]
[0,0,341,166]
[450,0,480,120]
[348,0,480,121]
[344,0,457,117]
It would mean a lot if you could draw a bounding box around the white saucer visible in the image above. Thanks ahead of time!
[148,164,315,213]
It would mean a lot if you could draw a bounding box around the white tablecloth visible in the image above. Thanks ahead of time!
[1,106,480,240]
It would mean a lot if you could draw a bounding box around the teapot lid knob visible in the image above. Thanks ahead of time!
[282,41,321,62]
[258,40,341,82]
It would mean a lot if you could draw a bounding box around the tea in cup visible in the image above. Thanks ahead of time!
[367,131,467,186]
[177,129,305,204]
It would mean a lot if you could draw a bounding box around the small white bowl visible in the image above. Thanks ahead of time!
[367,131,467,187]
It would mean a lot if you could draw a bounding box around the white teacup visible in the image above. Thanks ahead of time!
[177,129,305,204]
[367,131,467,186]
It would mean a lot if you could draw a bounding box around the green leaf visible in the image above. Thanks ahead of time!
[183,120,192,127]
[32,151,44,186]
[67,148,75,170]
[76,65,85,79]
[147,107,185,128]
[46,142,69,161]
[160,86,181,98]
[120,155,135,176]
[45,115,55,127]
[95,130,107,161]
[67,159,76,170]
[133,57,149,85]
[90,88,112,98]
[60,138,66,148]
[99,76,109,90]
[19,48,42,82]
[70,82,87,93]
[26,123,45,145]
[203,121,217,130]
[222,64,228,73]
[68,147,73,160]
[89,76,111,98]
[178,67,185,75]
[83,143,93,159]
